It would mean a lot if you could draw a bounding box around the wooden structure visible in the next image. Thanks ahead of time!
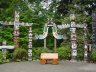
[35,19,64,52]
[0,11,33,61]
[40,53,58,64]
[57,14,88,61]
[92,13,96,50]
[28,26,32,61]
[14,11,20,48]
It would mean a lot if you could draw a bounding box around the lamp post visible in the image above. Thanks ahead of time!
[70,14,77,61]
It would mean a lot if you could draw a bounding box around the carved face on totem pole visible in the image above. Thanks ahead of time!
[47,18,53,27]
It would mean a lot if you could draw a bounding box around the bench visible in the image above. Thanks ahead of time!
[40,53,58,64]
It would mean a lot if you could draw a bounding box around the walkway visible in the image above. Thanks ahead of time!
[0,61,96,72]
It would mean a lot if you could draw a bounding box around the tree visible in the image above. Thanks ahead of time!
[0,0,95,48]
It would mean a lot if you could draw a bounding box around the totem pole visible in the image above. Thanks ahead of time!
[0,10,33,61]
[70,14,77,60]
[28,26,32,61]
[92,13,96,50]
[83,23,88,61]
[14,11,20,48]
[57,14,89,61]
[35,19,64,52]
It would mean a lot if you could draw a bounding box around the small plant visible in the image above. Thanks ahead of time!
[32,47,48,60]
[0,51,10,64]
[13,48,27,61]
[77,47,84,61]
[91,50,96,62]
[0,52,3,64]
[6,53,13,61]
[57,46,71,60]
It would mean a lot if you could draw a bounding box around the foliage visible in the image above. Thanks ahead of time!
[77,44,84,60]
[13,48,27,61]
[0,52,4,64]
[6,52,13,61]
[0,26,14,45]
[0,0,96,62]
[91,50,96,62]
[56,46,71,60]
[0,0,94,48]
[19,26,28,49]
[0,51,10,64]
[32,47,48,60]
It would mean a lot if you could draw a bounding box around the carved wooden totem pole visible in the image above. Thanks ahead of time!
[14,11,20,48]
[83,23,88,61]
[92,13,96,49]
[70,14,77,60]
[28,26,32,61]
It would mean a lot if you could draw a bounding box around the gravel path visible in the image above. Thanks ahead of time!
[0,61,96,72]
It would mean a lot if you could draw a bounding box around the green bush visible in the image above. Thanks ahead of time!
[0,52,10,64]
[6,53,13,61]
[91,50,96,62]
[57,46,71,60]
[77,47,84,61]
[32,47,48,60]
[13,48,27,61]
[0,52,3,64]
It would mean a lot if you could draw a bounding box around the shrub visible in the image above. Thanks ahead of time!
[57,46,71,60]
[0,51,10,64]
[77,47,84,61]
[6,53,13,61]
[0,52,3,64]
[32,47,48,60]
[13,48,27,61]
[91,50,96,62]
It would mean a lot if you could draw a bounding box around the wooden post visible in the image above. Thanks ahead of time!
[84,23,88,61]
[44,38,46,48]
[54,37,56,52]
[71,29,77,60]
[70,22,77,61]
[92,13,96,49]
[70,14,77,61]
[28,26,32,61]
[14,11,19,48]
